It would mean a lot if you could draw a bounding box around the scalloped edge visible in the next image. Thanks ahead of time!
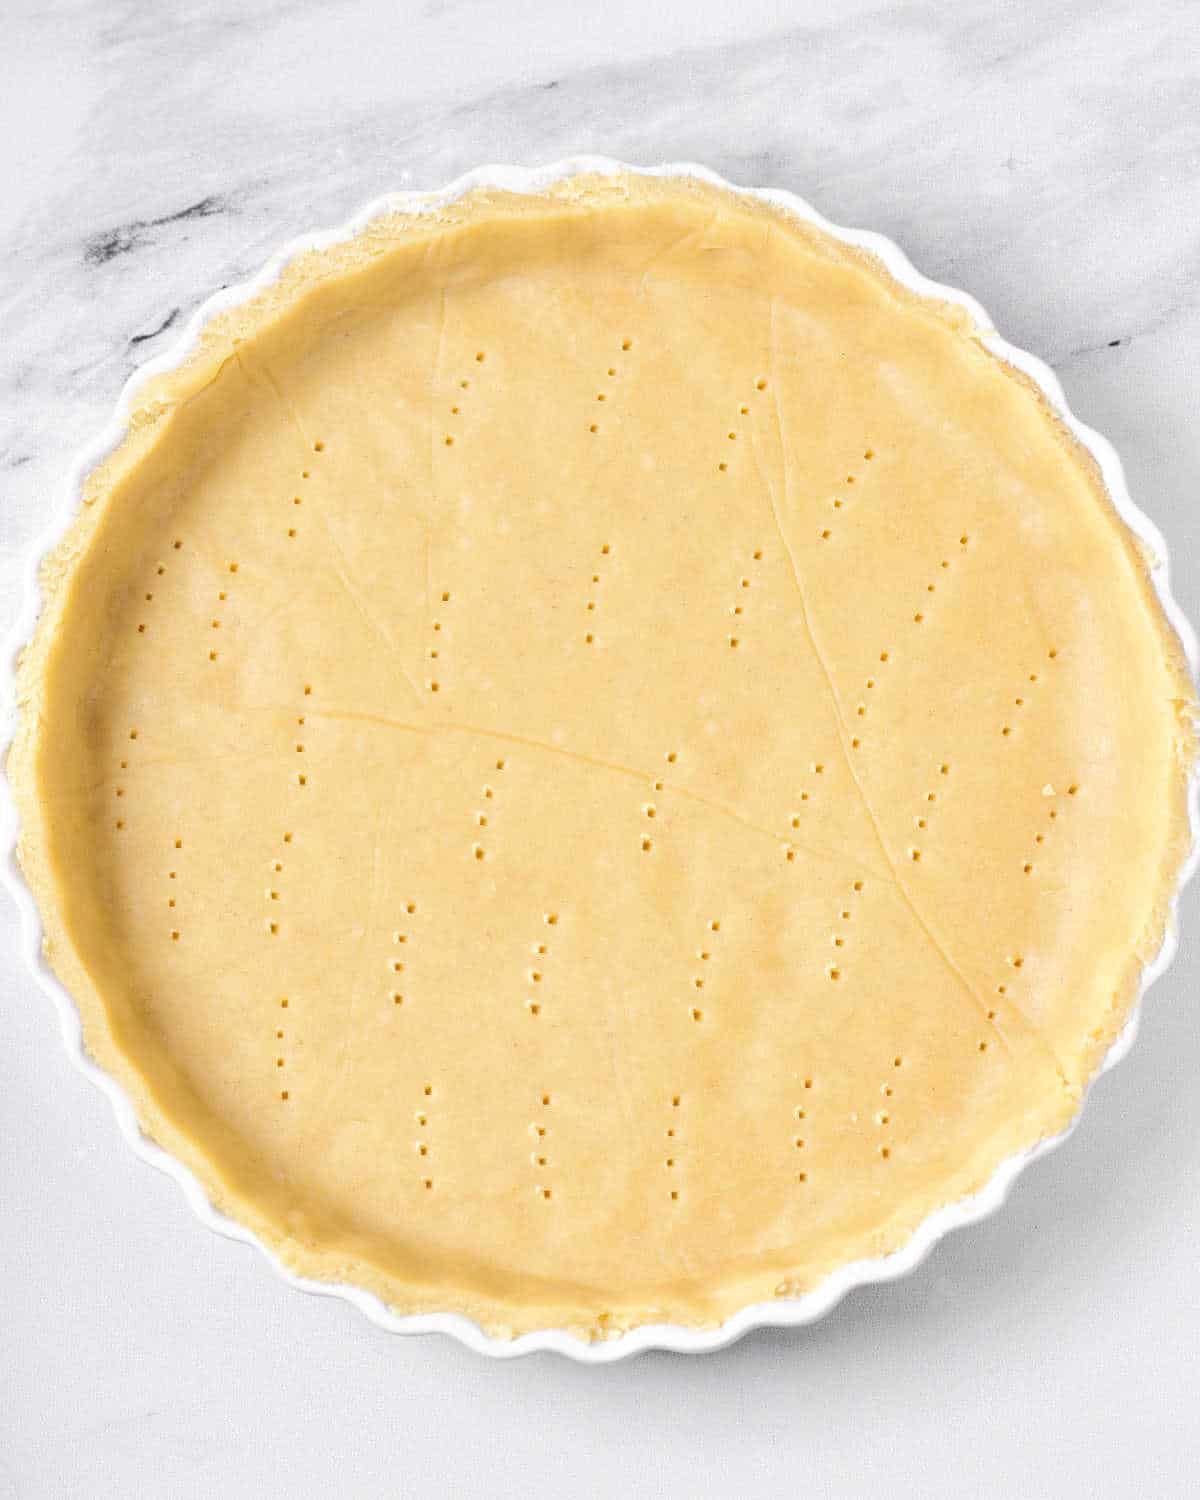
[2,156,1196,1363]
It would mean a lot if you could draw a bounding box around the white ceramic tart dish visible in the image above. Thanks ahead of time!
[3,159,1197,1362]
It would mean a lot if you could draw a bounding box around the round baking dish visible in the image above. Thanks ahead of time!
[3,157,1196,1361]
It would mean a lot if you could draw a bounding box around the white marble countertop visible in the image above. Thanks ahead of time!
[3,1,1200,1495]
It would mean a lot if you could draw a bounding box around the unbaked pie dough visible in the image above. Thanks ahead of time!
[11,173,1195,1339]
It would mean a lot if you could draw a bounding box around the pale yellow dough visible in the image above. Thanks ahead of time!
[10,174,1195,1339]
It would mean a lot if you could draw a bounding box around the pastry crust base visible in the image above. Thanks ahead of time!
[10,172,1195,1339]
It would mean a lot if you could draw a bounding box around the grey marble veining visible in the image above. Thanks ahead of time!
[3,3,1200,1497]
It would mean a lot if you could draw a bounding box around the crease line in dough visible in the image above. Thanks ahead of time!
[305,706,892,884]
[762,294,1054,1069]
